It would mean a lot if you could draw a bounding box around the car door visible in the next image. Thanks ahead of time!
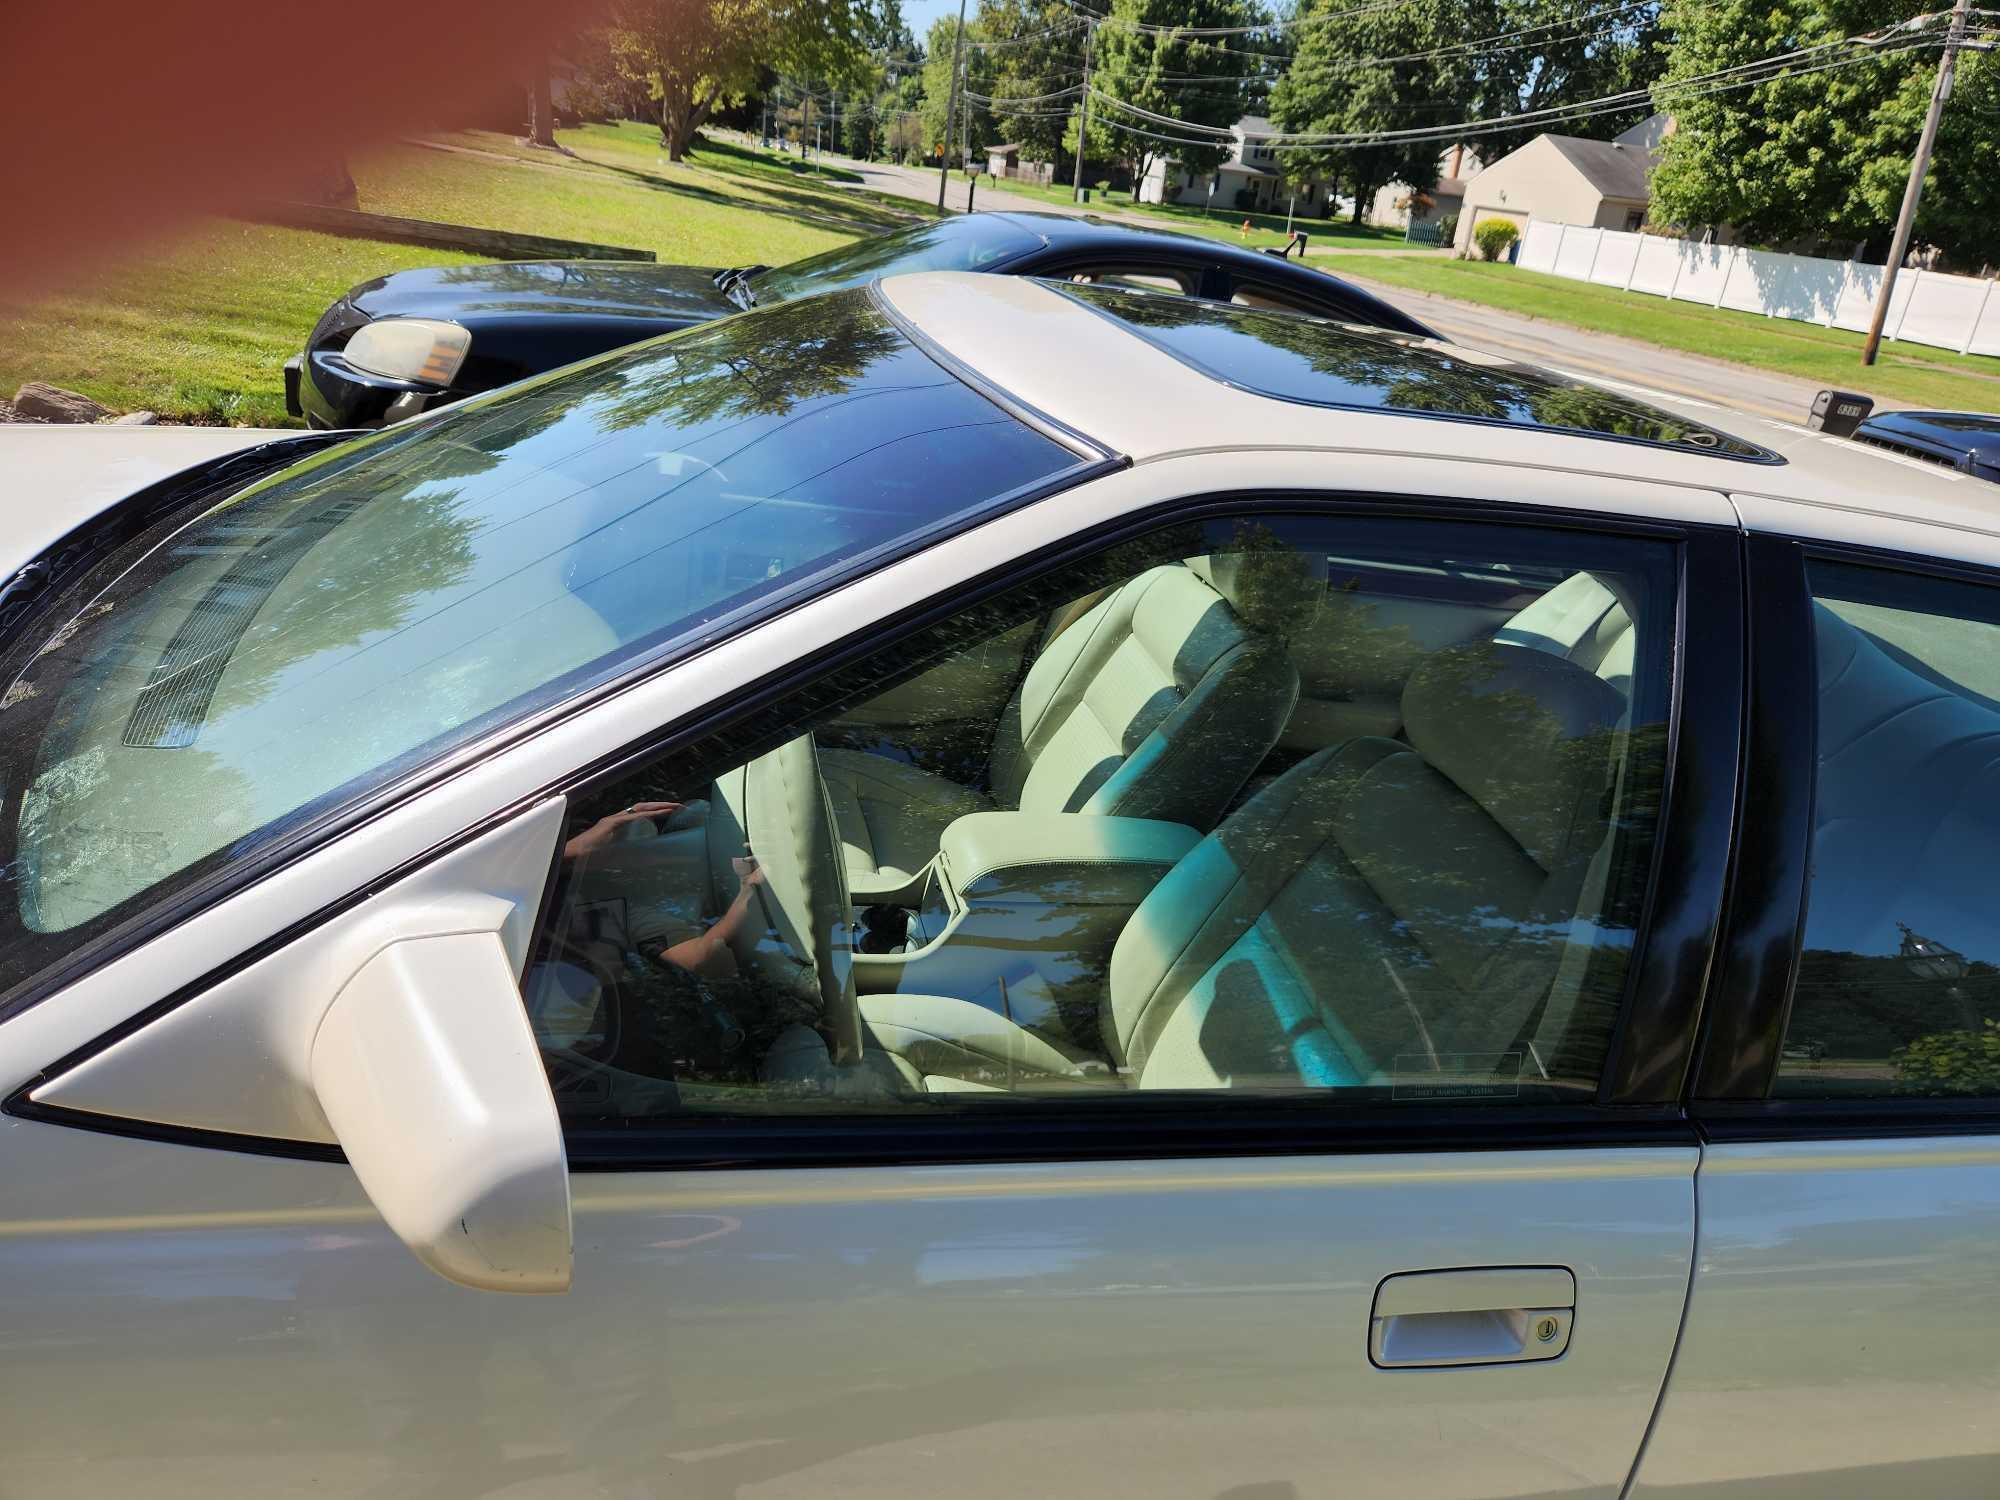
[1628,530,2000,1499]
[0,468,1740,1500]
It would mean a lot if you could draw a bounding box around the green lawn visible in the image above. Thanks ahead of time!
[1320,254,2000,414]
[0,124,935,427]
[0,225,487,426]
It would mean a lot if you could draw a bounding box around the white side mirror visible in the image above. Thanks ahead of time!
[311,928,572,1294]
[25,800,573,1294]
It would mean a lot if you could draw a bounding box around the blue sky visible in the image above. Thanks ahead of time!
[903,0,963,42]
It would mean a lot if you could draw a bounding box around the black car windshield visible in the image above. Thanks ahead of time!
[749,217,1042,304]
[1057,281,1780,463]
[0,289,1088,1009]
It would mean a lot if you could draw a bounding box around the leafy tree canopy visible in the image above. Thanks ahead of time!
[604,0,870,160]
[1650,0,2000,264]
[1085,0,1265,183]
[1271,0,1662,222]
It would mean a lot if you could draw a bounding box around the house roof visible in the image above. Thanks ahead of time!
[1543,134,1655,201]
[985,142,1024,154]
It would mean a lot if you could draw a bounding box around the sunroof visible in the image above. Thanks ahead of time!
[1055,281,1781,464]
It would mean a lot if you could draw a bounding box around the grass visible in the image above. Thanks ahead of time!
[0,224,486,426]
[1319,254,2000,413]
[975,173,1413,252]
[0,123,938,426]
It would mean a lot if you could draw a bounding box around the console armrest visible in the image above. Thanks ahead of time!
[938,812,1201,908]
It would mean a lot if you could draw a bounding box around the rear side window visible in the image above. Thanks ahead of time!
[0,289,1087,1008]
[1777,561,2000,1097]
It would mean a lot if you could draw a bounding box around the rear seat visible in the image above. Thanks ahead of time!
[1282,569,1636,749]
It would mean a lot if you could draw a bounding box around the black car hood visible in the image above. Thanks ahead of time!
[1857,409,2000,471]
[329,260,740,394]
[347,259,737,325]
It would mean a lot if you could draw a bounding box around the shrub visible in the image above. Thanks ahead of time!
[1437,212,1459,247]
[1894,1020,2000,1095]
[1474,219,1520,262]
[1234,186,1255,210]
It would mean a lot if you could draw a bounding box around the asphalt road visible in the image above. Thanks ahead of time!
[1336,273,1845,423]
[818,150,1840,424]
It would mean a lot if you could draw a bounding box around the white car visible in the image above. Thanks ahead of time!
[2,273,1997,1499]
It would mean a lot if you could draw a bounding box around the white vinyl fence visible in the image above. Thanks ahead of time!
[1514,219,2000,358]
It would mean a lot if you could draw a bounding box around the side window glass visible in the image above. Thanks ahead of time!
[1068,267,1195,295]
[1777,561,2000,1097]
[528,516,1678,1122]
[1231,283,1319,315]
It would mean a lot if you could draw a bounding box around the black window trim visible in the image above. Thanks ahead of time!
[1692,530,2000,1139]
[12,489,1742,1169]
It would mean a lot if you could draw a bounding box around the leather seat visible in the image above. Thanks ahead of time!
[861,639,1629,1092]
[822,551,1325,901]
[1281,569,1637,750]
[1494,571,1636,700]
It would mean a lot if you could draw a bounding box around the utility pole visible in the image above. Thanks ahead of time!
[1072,16,1098,203]
[937,0,970,211]
[1863,0,1973,365]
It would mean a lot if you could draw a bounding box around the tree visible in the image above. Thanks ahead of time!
[1086,0,1262,190]
[975,0,1085,169]
[920,12,994,168]
[603,0,869,161]
[832,0,919,160]
[1650,0,2000,264]
[1270,0,1475,224]
[1468,0,1664,160]
[886,73,928,161]
[525,52,558,148]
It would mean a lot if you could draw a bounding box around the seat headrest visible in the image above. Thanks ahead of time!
[1401,643,1627,868]
[1188,549,1328,636]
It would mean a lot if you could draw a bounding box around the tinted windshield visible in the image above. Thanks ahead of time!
[0,289,1086,1005]
[1057,282,1780,463]
[751,217,1042,304]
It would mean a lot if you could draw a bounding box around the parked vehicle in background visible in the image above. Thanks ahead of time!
[1852,408,2000,483]
[7,274,2000,1497]
[284,211,1438,428]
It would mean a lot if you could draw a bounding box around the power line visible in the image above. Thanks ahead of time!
[1080,28,1959,153]
[1088,15,1958,146]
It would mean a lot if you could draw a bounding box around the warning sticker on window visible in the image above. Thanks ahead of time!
[1391,1051,1524,1102]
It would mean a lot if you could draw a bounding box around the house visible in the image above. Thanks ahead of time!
[1369,144,1486,231]
[1453,115,1666,254]
[1137,117,1341,216]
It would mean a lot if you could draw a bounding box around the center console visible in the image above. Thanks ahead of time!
[852,811,1202,1040]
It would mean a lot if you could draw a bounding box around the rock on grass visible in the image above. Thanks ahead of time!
[13,383,110,423]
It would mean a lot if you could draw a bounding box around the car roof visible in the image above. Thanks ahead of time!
[986,210,1336,273]
[878,270,1999,548]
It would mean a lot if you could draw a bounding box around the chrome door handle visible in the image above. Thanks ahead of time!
[1369,1267,1575,1368]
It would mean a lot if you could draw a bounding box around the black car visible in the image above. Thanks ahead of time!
[1852,408,2000,484]
[284,211,1439,429]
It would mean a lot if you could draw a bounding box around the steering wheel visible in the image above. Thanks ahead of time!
[739,735,861,1064]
